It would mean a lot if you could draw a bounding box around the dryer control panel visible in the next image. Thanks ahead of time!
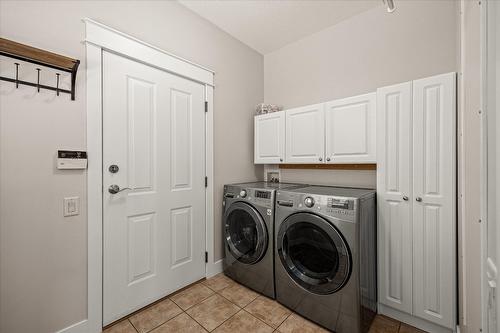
[277,192,357,222]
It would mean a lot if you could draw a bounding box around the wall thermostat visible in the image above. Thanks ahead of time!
[57,150,88,170]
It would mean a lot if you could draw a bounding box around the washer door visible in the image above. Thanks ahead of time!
[224,201,268,264]
[277,212,351,295]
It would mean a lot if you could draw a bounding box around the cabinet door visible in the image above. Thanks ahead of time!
[376,82,413,314]
[254,112,285,164]
[285,104,325,163]
[325,93,376,163]
[412,73,456,329]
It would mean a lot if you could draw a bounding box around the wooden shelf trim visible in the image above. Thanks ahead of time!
[0,37,79,71]
[0,37,80,100]
[279,163,376,170]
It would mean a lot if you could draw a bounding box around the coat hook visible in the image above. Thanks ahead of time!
[56,73,60,96]
[36,68,41,92]
[14,63,19,88]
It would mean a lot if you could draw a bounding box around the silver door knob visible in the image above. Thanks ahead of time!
[416,197,422,202]
[403,196,409,201]
[319,157,323,162]
[108,184,131,194]
[326,157,331,161]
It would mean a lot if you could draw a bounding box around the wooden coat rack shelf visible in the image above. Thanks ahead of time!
[0,37,80,100]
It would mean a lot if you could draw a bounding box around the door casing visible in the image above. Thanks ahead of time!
[84,18,215,333]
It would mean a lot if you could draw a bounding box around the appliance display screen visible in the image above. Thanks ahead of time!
[255,190,271,199]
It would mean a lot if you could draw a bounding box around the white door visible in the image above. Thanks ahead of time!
[254,111,285,164]
[325,93,376,163]
[376,82,413,314]
[412,72,456,329]
[285,104,325,163]
[102,51,206,324]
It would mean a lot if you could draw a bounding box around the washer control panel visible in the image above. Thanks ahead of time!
[277,192,357,222]
[223,186,274,209]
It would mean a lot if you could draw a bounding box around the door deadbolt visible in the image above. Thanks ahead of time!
[109,165,119,173]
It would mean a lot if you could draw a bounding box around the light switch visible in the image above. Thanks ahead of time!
[64,197,80,217]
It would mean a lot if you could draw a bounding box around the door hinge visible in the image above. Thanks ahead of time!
[205,176,208,188]
[205,251,208,263]
[205,101,208,113]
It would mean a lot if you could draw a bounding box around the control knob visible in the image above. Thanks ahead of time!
[304,197,315,208]
[240,190,247,198]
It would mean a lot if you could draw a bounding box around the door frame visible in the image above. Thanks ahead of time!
[83,18,215,333]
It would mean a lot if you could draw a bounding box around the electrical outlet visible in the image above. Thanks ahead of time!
[64,197,80,217]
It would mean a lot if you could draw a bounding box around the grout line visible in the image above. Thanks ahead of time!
[127,318,140,333]
[241,307,277,331]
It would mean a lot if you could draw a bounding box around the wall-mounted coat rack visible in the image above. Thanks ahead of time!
[0,37,80,100]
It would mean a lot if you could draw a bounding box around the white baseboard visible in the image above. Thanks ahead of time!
[55,319,89,333]
[206,258,223,278]
[378,304,455,333]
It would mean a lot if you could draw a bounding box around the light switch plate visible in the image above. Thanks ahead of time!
[64,197,80,217]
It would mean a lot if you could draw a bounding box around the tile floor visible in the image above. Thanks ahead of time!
[103,274,426,333]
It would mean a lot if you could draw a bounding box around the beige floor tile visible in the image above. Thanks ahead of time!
[129,298,183,333]
[399,323,427,333]
[244,296,291,329]
[368,315,400,333]
[150,313,207,333]
[214,310,274,333]
[202,273,235,292]
[186,294,240,331]
[103,319,137,333]
[170,283,214,310]
[219,283,259,308]
[277,313,329,333]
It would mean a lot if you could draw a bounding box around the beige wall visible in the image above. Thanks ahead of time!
[264,0,458,187]
[0,1,263,332]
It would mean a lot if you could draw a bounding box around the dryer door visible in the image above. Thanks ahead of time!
[277,212,351,295]
[224,201,268,264]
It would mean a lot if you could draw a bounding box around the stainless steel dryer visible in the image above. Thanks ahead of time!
[274,186,377,333]
[223,182,306,299]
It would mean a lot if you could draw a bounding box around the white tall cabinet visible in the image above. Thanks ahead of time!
[377,73,456,332]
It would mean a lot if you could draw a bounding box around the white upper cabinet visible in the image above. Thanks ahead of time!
[412,72,456,328]
[325,93,376,163]
[376,82,413,314]
[254,111,285,164]
[285,103,325,163]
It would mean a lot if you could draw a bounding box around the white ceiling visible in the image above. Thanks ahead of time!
[178,0,381,55]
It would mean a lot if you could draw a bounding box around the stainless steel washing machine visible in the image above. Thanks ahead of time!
[274,186,377,333]
[223,182,306,299]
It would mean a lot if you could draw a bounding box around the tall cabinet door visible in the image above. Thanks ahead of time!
[254,112,285,164]
[285,104,325,163]
[412,73,456,329]
[325,93,377,163]
[376,82,413,314]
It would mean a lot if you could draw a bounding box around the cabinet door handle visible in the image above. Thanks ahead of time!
[402,196,409,201]
[279,158,283,162]
[326,157,331,162]
[416,197,422,202]
[319,157,323,162]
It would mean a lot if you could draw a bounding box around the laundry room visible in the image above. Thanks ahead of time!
[0,0,492,333]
